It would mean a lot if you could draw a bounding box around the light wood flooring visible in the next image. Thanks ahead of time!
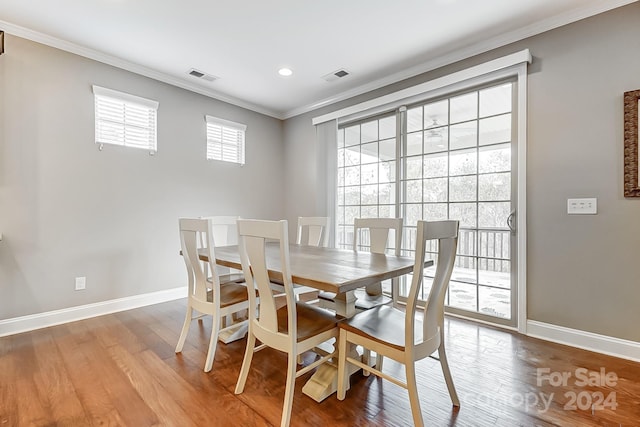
[1,299,639,426]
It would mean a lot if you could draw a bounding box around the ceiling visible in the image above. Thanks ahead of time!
[0,0,635,119]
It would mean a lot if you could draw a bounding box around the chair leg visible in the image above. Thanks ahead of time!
[391,277,401,309]
[235,332,256,394]
[362,349,371,376]
[204,312,221,372]
[175,305,193,353]
[376,354,384,372]
[405,361,424,427]
[337,331,348,400]
[438,342,460,406]
[280,352,297,427]
[220,314,228,328]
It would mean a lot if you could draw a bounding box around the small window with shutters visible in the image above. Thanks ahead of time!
[93,85,158,153]
[205,115,246,165]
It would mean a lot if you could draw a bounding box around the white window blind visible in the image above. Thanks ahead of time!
[205,115,246,165]
[93,85,158,153]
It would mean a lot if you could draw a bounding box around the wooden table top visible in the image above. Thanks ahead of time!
[209,243,433,294]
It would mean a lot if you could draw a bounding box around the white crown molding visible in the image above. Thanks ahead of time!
[283,0,638,119]
[1,0,637,121]
[311,50,531,125]
[0,20,283,119]
[0,287,187,337]
[527,320,640,363]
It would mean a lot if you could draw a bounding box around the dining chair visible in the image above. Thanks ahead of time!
[234,219,339,427]
[296,216,330,247]
[336,220,461,427]
[175,217,251,372]
[319,217,403,311]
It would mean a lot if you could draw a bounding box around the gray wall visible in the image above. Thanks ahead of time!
[0,35,285,319]
[283,3,640,342]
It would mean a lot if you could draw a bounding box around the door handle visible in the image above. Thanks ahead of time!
[507,210,516,233]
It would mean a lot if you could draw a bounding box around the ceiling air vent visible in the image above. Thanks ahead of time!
[322,69,350,82]
[187,68,217,82]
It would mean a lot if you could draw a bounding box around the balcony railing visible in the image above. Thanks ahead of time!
[338,227,510,272]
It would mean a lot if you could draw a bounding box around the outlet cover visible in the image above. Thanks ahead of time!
[567,198,597,215]
[75,276,86,290]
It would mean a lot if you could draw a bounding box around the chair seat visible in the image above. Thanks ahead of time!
[277,302,337,342]
[339,305,422,352]
[206,282,252,308]
[318,289,392,310]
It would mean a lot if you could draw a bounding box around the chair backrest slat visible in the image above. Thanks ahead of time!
[209,215,240,246]
[353,217,403,256]
[199,216,240,277]
[296,216,330,247]
[405,220,459,350]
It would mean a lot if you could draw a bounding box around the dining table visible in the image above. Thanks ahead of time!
[203,242,433,402]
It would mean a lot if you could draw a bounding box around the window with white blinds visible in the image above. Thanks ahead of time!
[93,85,158,153]
[205,115,246,165]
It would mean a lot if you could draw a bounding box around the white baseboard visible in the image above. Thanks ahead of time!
[0,286,187,338]
[527,320,640,363]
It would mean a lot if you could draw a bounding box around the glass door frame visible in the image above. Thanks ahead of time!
[392,79,518,328]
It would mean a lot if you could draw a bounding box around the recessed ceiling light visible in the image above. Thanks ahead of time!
[278,68,293,77]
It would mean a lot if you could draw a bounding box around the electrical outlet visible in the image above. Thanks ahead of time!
[567,198,597,215]
[75,276,86,290]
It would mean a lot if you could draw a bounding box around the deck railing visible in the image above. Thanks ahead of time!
[337,227,511,273]
[457,228,511,273]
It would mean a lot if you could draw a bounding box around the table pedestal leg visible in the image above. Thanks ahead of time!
[217,321,248,344]
[333,289,356,319]
[301,343,360,403]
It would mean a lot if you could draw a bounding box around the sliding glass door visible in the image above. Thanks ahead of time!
[336,80,517,326]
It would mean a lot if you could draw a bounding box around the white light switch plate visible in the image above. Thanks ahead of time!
[567,198,597,215]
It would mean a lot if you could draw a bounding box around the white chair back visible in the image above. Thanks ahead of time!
[200,215,240,278]
[353,217,403,255]
[237,219,295,349]
[408,220,459,358]
[179,218,220,304]
[208,215,240,246]
[296,216,330,247]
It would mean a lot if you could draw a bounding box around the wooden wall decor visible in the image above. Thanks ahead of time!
[624,89,640,197]
[0,31,4,55]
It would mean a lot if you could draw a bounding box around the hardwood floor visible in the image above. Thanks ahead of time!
[1,300,639,426]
